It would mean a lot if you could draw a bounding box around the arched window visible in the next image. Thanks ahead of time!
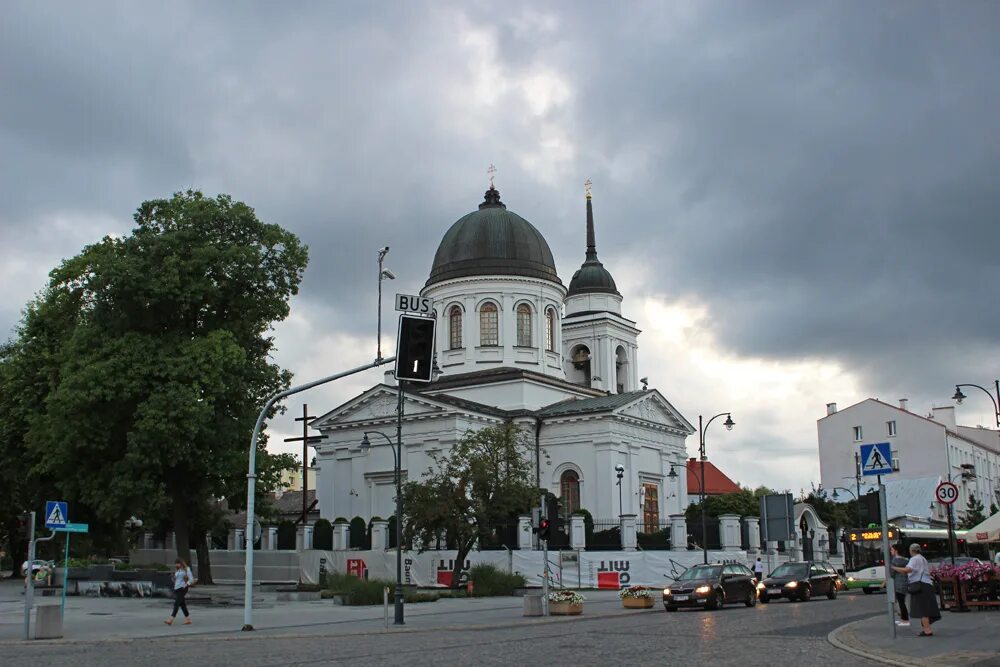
[480,302,498,346]
[448,306,463,349]
[560,470,580,517]
[545,309,556,352]
[516,304,532,347]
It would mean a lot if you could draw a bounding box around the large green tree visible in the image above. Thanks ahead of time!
[401,423,537,588]
[0,191,304,580]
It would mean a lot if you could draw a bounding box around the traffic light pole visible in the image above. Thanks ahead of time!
[243,356,396,631]
[540,492,549,616]
[23,513,57,640]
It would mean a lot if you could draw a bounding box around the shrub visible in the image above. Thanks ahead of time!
[323,571,440,605]
[313,519,333,550]
[468,563,526,596]
[349,516,368,549]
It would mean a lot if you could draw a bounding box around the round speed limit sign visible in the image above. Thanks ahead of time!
[935,481,959,505]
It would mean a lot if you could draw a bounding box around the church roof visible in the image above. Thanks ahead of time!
[537,391,645,417]
[423,367,605,398]
[426,186,562,287]
[566,194,620,298]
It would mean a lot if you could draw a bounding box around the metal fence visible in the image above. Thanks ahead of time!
[637,521,671,550]
[589,518,622,550]
[686,517,721,551]
[477,522,519,551]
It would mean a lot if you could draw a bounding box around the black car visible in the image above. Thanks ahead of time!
[663,563,758,611]
[758,561,841,603]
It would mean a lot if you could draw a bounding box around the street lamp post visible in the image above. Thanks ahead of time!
[361,430,404,625]
[952,381,1000,428]
[376,247,395,362]
[698,413,734,564]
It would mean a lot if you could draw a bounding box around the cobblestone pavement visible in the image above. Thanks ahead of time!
[0,591,886,666]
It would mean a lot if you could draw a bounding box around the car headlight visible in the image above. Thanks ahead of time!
[695,585,711,594]
[847,576,855,582]
[663,588,671,596]
[785,581,798,588]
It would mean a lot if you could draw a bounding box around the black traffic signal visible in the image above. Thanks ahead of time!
[396,314,436,383]
[538,518,551,541]
[16,512,31,538]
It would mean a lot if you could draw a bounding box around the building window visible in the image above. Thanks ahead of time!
[887,420,896,437]
[516,304,532,347]
[545,309,556,351]
[853,426,863,441]
[560,470,580,517]
[642,483,659,533]
[448,306,463,349]
[479,302,498,346]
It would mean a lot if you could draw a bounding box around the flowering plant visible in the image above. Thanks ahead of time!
[547,590,586,605]
[931,561,998,582]
[618,585,654,600]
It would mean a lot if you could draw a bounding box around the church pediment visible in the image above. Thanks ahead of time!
[616,392,693,433]
[311,385,449,429]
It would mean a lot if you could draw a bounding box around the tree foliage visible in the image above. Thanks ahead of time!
[685,485,776,522]
[401,423,537,587]
[960,493,987,529]
[0,191,305,576]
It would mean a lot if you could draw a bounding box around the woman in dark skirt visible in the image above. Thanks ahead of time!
[891,543,940,636]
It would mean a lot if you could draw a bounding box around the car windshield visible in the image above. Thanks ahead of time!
[770,563,808,578]
[678,565,722,580]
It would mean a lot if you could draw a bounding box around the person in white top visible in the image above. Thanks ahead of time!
[891,543,940,637]
[165,558,195,625]
[753,557,764,583]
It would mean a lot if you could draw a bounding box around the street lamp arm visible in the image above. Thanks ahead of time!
[954,382,1000,418]
[702,412,733,436]
[363,430,400,467]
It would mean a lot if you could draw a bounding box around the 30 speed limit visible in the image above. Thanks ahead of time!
[935,481,959,505]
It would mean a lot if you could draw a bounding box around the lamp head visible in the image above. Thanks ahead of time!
[667,467,678,479]
[615,464,625,473]
[952,386,966,404]
[723,414,735,431]
[360,433,372,452]
[380,269,396,280]
[831,489,839,500]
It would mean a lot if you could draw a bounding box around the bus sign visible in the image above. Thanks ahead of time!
[847,528,896,542]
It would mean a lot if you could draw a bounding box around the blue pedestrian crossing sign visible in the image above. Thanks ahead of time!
[859,442,893,476]
[44,500,68,529]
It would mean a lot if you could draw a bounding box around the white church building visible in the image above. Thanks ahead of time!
[310,185,695,527]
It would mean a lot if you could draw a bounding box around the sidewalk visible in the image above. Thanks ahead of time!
[831,610,1000,666]
[0,580,633,643]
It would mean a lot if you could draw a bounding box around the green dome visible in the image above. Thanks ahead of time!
[567,259,619,296]
[426,187,562,286]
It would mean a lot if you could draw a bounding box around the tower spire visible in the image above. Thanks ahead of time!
[585,179,597,261]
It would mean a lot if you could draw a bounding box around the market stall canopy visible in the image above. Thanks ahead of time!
[967,511,1000,543]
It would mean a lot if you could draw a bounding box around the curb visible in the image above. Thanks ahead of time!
[0,604,654,647]
[827,618,915,667]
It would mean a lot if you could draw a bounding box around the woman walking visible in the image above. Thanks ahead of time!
[889,544,910,627]
[891,543,940,636]
[165,558,194,625]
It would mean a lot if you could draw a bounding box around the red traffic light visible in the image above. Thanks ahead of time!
[538,518,551,540]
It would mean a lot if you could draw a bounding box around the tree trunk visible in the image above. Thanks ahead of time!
[194,532,213,585]
[451,537,476,590]
[172,498,192,566]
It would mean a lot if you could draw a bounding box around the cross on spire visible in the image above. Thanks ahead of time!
[488,164,497,188]
[584,178,593,199]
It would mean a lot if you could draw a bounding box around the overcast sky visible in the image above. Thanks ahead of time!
[2,1,999,495]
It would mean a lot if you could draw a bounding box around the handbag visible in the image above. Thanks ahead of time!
[907,582,922,594]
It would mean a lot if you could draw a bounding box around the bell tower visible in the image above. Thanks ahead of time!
[562,182,640,393]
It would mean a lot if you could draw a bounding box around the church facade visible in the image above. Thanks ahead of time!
[311,185,694,527]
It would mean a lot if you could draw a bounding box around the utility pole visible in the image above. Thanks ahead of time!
[284,404,327,527]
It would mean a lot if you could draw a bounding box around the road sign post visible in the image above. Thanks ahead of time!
[877,478,895,640]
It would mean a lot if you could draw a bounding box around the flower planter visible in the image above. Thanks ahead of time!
[549,601,583,615]
[622,596,654,609]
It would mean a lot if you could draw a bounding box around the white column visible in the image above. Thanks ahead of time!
[570,515,586,550]
[621,514,638,551]
[518,515,533,551]
[790,528,803,560]
[371,520,389,551]
[143,532,155,550]
[743,517,761,552]
[719,514,741,551]
[333,522,350,550]
[266,527,278,551]
[670,514,687,552]
[234,529,245,551]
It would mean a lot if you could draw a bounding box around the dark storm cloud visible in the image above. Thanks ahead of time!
[2,0,998,419]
